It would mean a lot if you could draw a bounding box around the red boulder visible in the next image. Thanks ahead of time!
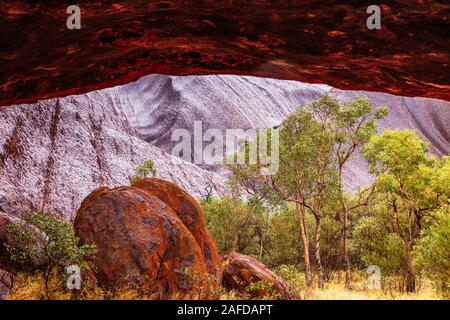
[74,186,219,299]
[222,252,293,300]
[132,178,222,285]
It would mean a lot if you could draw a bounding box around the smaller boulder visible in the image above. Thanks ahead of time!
[222,252,293,299]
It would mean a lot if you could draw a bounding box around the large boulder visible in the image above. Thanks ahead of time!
[74,185,220,299]
[222,252,293,300]
[132,178,222,285]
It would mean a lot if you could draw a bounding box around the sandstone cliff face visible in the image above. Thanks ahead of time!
[105,74,449,157]
[0,74,449,221]
[0,87,227,221]
[110,74,450,189]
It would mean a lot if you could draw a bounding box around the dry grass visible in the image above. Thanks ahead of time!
[220,271,443,301]
[219,283,441,301]
[307,283,440,300]
[5,272,151,300]
[5,270,443,300]
[293,271,441,300]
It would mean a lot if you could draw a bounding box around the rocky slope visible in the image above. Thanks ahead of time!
[0,88,227,221]
[0,74,449,221]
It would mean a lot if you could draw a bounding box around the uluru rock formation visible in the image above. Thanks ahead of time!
[74,184,222,299]
[222,252,293,300]
[0,1,449,106]
[0,74,449,221]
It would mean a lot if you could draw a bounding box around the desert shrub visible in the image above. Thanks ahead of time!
[5,212,96,298]
[263,205,302,267]
[129,159,157,184]
[174,267,219,299]
[414,210,450,298]
[245,279,280,300]
[275,265,306,299]
[201,197,263,256]
[352,214,409,279]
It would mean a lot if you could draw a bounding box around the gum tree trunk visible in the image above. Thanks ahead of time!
[314,217,324,289]
[343,207,352,289]
[296,203,312,287]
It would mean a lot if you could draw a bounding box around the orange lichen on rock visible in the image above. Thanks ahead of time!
[74,185,221,299]
[222,252,293,300]
[132,178,222,284]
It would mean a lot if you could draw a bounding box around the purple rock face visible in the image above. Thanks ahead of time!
[0,74,449,221]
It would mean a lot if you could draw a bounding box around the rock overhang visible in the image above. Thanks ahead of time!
[0,0,449,106]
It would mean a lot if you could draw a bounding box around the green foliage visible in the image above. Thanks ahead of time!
[245,279,279,299]
[309,95,387,149]
[5,212,96,299]
[360,131,449,292]
[6,212,96,272]
[353,215,409,276]
[276,108,337,200]
[263,205,302,267]
[129,159,157,184]
[201,196,263,255]
[201,197,237,254]
[363,130,449,235]
[414,210,450,298]
[202,196,305,267]
[362,130,449,211]
[275,265,306,298]
[363,129,429,177]
[227,95,390,289]
[224,94,448,295]
[317,214,344,277]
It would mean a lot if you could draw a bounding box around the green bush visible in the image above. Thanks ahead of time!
[5,212,96,298]
[201,197,263,256]
[414,210,450,298]
[275,265,306,298]
[352,213,409,278]
[263,205,302,267]
[129,159,157,184]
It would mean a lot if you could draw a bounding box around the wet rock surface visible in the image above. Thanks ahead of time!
[74,185,221,299]
[0,74,448,221]
[0,1,448,106]
[132,178,222,285]
[222,252,292,300]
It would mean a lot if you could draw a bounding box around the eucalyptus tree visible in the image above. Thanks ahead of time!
[308,95,388,289]
[363,129,449,292]
[229,110,337,288]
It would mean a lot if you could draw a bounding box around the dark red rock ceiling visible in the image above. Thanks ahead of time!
[0,0,449,106]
